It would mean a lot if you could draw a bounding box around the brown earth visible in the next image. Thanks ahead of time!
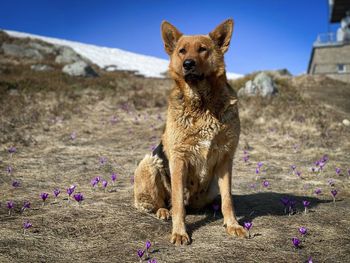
[0,62,350,263]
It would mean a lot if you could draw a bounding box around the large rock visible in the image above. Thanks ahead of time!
[28,42,56,55]
[62,61,98,77]
[238,72,278,97]
[1,43,43,60]
[55,46,81,64]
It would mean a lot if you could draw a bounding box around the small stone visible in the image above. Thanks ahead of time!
[62,61,98,77]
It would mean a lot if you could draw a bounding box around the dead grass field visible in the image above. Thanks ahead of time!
[0,65,350,263]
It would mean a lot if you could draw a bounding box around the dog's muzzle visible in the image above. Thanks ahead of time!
[184,72,204,82]
[182,59,204,82]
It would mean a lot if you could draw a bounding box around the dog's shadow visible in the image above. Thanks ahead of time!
[186,192,332,236]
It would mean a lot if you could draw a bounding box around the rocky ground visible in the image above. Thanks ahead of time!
[1,32,350,263]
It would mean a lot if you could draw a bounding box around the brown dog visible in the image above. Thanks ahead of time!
[134,19,247,245]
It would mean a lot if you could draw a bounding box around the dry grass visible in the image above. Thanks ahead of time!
[0,64,350,262]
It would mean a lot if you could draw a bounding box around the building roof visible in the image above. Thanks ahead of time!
[330,0,350,23]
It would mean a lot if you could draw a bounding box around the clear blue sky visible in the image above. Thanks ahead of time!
[0,0,340,75]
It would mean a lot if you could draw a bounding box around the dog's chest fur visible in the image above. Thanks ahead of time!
[163,83,240,202]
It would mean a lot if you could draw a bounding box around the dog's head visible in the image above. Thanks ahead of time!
[161,19,233,83]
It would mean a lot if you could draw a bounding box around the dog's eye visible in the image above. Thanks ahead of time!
[179,48,186,54]
[198,47,207,53]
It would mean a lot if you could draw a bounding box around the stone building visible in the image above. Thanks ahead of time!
[308,0,350,83]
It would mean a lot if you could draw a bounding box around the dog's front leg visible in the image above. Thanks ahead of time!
[170,158,190,245]
[217,156,247,238]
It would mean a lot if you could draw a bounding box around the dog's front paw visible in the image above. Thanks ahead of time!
[156,208,171,220]
[170,232,191,246]
[226,224,248,238]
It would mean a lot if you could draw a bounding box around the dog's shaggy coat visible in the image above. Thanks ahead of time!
[134,19,247,245]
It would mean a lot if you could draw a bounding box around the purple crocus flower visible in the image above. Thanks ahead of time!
[243,150,249,163]
[296,171,301,177]
[23,220,32,234]
[137,249,145,261]
[292,237,301,248]
[299,227,307,236]
[335,167,341,175]
[244,222,252,231]
[23,220,32,229]
[8,146,17,154]
[99,157,107,165]
[73,193,84,203]
[7,166,13,174]
[302,200,311,214]
[311,167,316,172]
[280,197,289,206]
[21,201,30,213]
[280,197,290,214]
[302,200,310,207]
[102,180,108,189]
[262,180,270,188]
[314,188,322,195]
[91,177,99,188]
[111,173,117,184]
[130,176,134,185]
[67,185,76,197]
[54,189,60,198]
[291,165,296,171]
[331,189,338,203]
[257,162,263,168]
[307,256,313,263]
[331,189,338,197]
[40,192,49,204]
[7,201,14,215]
[24,201,30,208]
[12,180,20,188]
[288,199,297,215]
[7,201,14,209]
[148,259,157,263]
[244,222,253,238]
[322,155,329,162]
[145,240,152,257]
[146,240,151,250]
[255,168,260,174]
[328,179,335,187]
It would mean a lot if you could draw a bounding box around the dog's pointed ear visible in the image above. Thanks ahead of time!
[209,19,234,53]
[161,21,183,55]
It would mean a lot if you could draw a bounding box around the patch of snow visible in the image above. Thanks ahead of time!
[5,29,243,79]
[226,72,244,80]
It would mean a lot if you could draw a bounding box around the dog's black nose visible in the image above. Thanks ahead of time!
[183,59,196,70]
